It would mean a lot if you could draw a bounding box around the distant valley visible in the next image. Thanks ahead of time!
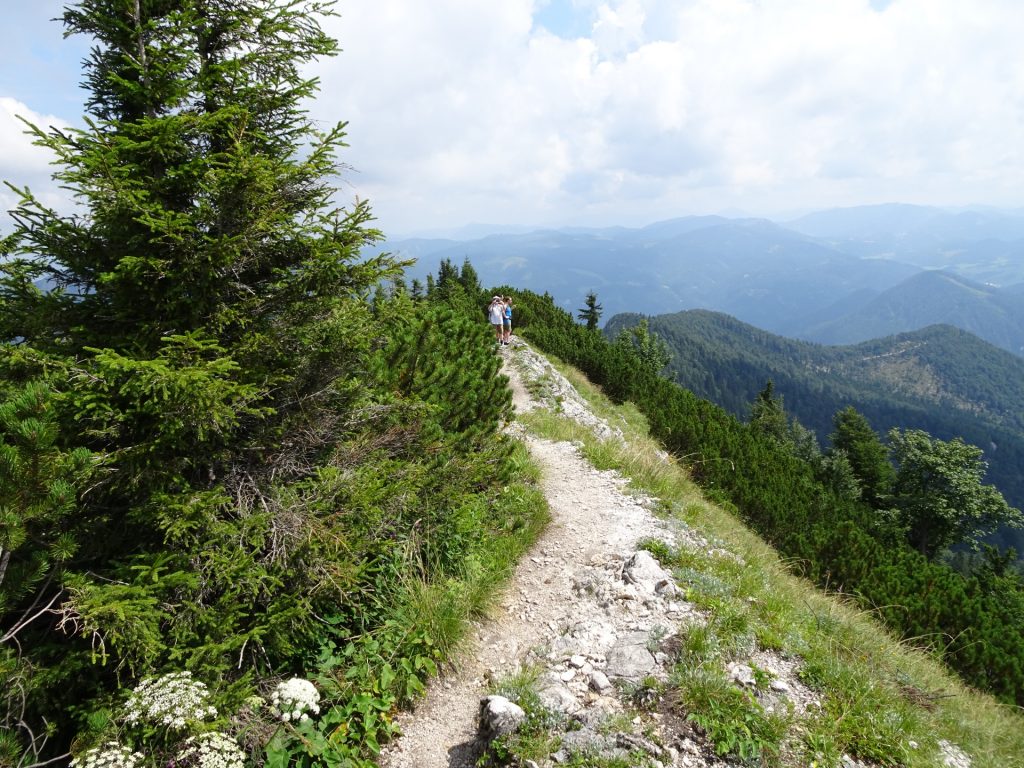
[381,203,1024,356]
[605,309,1024,551]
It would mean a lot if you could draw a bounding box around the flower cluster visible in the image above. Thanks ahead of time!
[70,742,144,768]
[124,671,217,729]
[269,677,321,722]
[178,732,245,768]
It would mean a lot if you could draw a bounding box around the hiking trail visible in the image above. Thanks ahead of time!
[377,339,930,768]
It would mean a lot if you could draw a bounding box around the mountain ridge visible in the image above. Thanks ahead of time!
[377,204,1024,353]
[802,270,1024,354]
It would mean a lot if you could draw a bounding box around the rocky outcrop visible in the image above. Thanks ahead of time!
[478,532,824,767]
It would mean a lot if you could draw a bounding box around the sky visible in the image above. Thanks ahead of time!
[2,0,1023,238]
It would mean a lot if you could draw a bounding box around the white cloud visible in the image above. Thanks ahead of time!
[312,0,1024,233]
[0,98,74,226]
[0,98,69,177]
[592,0,646,57]
[8,0,1024,235]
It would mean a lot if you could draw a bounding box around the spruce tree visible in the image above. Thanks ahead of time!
[1,0,400,484]
[577,291,603,330]
[615,318,670,376]
[458,257,482,295]
[830,406,893,507]
[0,0,397,755]
[749,381,788,443]
[435,257,460,296]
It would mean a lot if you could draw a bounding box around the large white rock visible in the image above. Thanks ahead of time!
[537,677,584,715]
[623,551,674,595]
[478,695,526,740]
[605,631,659,682]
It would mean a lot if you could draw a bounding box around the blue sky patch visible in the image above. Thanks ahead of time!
[533,0,592,39]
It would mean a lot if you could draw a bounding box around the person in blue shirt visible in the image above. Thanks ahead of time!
[502,297,513,345]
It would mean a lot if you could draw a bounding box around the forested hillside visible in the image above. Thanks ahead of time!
[513,293,1024,707]
[606,309,1024,553]
[802,271,1024,354]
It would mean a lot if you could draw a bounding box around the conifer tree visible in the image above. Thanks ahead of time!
[0,383,93,617]
[372,298,512,448]
[577,291,603,330]
[2,1,395,463]
[458,257,482,295]
[749,381,788,443]
[830,406,893,507]
[615,318,670,376]
[435,257,460,296]
[0,0,397,755]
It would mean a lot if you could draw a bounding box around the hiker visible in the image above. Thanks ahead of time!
[488,295,506,345]
[502,296,513,345]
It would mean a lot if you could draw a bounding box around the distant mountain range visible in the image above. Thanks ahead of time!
[804,270,1024,353]
[605,309,1024,551]
[378,203,1024,356]
[786,203,1024,285]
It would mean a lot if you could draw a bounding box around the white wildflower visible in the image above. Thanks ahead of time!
[70,742,144,768]
[269,677,321,722]
[178,732,245,768]
[124,671,217,729]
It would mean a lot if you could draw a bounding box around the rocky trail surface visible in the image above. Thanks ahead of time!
[378,339,971,768]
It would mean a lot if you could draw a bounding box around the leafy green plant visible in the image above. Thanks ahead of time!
[638,538,673,564]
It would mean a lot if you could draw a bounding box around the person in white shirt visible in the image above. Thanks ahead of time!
[487,296,506,345]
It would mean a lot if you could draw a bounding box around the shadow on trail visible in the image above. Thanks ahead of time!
[447,738,486,768]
